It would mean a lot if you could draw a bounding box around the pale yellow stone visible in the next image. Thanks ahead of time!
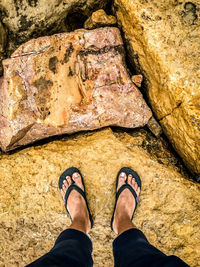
[113,0,200,175]
[0,128,200,266]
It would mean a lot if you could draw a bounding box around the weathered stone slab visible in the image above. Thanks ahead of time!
[113,0,200,175]
[0,128,200,266]
[0,27,152,151]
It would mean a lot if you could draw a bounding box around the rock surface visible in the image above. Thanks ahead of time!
[0,0,108,54]
[0,27,152,152]
[147,116,163,137]
[0,20,7,75]
[113,0,200,176]
[0,128,200,266]
[84,9,117,29]
[131,74,143,87]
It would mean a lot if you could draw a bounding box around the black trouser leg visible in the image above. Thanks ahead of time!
[27,229,93,267]
[113,228,189,267]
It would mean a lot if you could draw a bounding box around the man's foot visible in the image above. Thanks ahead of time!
[60,172,91,234]
[112,171,141,234]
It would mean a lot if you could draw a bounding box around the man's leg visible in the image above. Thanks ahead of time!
[112,171,188,267]
[27,172,93,267]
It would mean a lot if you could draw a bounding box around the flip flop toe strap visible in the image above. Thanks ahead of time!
[116,184,139,219]
[64,184,85,213]
[64,184,93,228]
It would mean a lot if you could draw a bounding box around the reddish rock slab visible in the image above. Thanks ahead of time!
[0,27,152,151]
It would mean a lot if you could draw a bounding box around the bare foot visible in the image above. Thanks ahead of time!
[60,172,91,234]
[112,172,141,234]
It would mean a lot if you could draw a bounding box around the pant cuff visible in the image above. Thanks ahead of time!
[113,228,149,250]
[54,228,92,253]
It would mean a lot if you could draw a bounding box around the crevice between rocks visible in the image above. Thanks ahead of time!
[159,102,182,121]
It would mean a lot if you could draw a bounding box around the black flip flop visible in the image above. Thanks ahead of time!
[111,167,141,232]
[59,167,93,229]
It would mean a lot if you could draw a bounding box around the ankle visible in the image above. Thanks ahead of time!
[114,213,134,235]
[70,215,90,234]
[69,221,88,234]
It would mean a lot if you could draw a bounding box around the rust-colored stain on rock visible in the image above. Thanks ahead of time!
[0,27,151,151]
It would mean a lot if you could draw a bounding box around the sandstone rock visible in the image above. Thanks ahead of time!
[113,128,189,175]
[0,128,199,266]
[84,9,117,29]
[0,0,108,55]
[0,27,152,151]
[113,0,200,176]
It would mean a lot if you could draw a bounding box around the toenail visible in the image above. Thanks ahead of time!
[120,172,125,177]
[73,173,79,178]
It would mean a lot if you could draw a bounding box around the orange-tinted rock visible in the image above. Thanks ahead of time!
[84,9,117,29]
[131,74,143,88]
[0,27,152,151]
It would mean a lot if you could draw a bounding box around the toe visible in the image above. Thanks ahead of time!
[61,184,66,199]
[128,174,132,185]
[66,176,72,187]
[63,179,68,191]
[72,172,84,191]
[117,172,126,191]
[132,178,138,191]
[131,178,140,198]
[60,188,65,199]
[136,186,141,196]
[62,182,66,190]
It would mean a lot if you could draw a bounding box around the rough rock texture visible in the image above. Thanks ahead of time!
[147,116,163,137]
[113,0,200,176]
[0,20,7,75]
[0,0,109,54]
[131,74,143,87]
[0,21,6,53]
[0,27,152,152]
[0,128,200,267]
[84,9,117,29]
